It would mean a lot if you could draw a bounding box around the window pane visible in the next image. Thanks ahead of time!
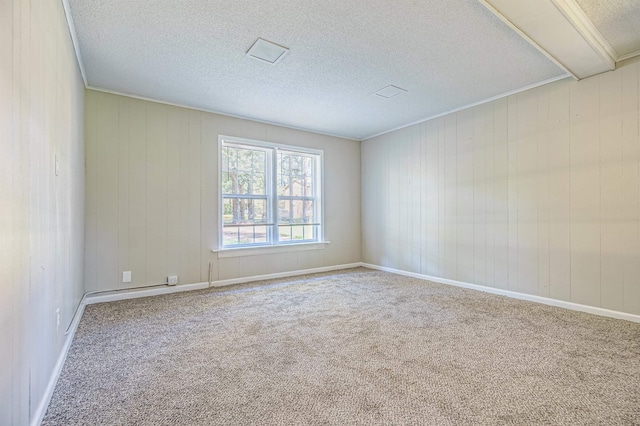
[278,225,292,241]
[223,145,266,196]
[303,225,316,240]
[222,147,230,172]
[223,198,267,224]
[253,174,265,195]
[228,146,237,172]
[290,178,303,196]
[223,224,270,246]
[238,226,256,245]
[221,171,231,193]
[221,146,233,193]
[291,200,303,221]
[278,200,315,224]
[254,225,268,243]
[252,151,266,195]
[292,225,304,240]
[278,175,289,196]
[237,148,252,171]
[252,150,265,172]
[303,156,312,177]
[291,155,302,177]
[278,200,290,222]
[303,176,313,197]
[279,153,289,175]
[223,226,240,246]
[303,200,314,222]
[237,171,252,194]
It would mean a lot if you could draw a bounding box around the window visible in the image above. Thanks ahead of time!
[219,136,323,248]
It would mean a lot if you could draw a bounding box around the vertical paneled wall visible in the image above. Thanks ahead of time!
[0,0,86,424]
[85,90,361,292]
[362,58,640,315]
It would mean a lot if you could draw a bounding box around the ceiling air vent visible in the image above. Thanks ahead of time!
[374,85,407,99]
[246,38,289,64]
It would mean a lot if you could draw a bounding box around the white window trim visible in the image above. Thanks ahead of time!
[217,135,324,251]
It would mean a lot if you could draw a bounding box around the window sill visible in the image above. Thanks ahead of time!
[212,241,331,259]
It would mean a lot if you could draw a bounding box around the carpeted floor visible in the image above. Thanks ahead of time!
[43,267,640,425]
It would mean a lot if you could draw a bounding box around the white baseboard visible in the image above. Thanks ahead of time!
[84,263,363,304]
[31,296,87,426]
[32,262,361,425]
[86,281,211,304]
[211,263,363,287]
[362,263,640,324]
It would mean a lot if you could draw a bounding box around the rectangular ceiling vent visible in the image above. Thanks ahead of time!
[374,85,407,99]
[247,38,289,64]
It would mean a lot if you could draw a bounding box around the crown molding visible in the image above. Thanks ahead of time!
[60,0,88,87]
[618,49,640,63]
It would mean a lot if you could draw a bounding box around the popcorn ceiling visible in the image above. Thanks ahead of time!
[575,0,640,57]
[68,0,564,140]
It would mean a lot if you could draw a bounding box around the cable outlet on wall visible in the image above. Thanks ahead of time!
[123,271,131,283]
[168,275,178,286]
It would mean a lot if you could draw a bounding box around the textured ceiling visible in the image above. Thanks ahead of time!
[575,0,640,58]
[67,0,566,140]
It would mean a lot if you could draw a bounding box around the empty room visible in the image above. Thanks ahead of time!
[2,0,640,424]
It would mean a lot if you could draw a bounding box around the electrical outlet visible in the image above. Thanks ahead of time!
[168,275,178,286]
[123,271,132,283]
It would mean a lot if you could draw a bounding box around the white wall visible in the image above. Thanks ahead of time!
[0,0,86,424]
[362,58,640,316]
[84,90,361,292]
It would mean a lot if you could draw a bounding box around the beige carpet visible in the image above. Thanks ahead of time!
[43,268,640,425]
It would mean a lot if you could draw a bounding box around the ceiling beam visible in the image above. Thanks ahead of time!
[479,0,616,80]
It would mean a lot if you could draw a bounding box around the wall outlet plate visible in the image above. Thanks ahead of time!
[123,271,132,283]
[168,275,178,285]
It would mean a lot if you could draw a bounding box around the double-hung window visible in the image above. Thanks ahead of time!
[219,136,323,248]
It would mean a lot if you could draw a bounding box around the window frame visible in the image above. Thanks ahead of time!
[218,135,324,250]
